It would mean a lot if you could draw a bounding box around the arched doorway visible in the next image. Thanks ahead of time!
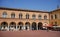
[9,22,16,31]
[38,22,43,30]
[1,22,8,31]
[25,22,30,30]
[18,22,23,30]
[32,22,37,30]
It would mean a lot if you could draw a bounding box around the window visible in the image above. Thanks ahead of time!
[53,22,57,26]
[19,13,22,19]
[32,14,36,19]
[2,12,7,18]
[44,15,47,19]
[38,15,42,19]
[54,22,57,26]
[26,14,29,19]
[11,13,15,18]
[55,14,57,19]
[51,15,53,19]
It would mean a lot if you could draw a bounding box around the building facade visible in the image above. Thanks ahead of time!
[0,7,60,31]
[50,9,60,26]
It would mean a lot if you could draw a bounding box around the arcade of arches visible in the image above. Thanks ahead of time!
[0,22,43,31]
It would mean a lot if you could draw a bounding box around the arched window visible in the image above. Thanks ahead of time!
[51,15,53,19]
[38,15,42,19]
[44,15,47,19]
[55,14,57,19]
[11,13,15,18]
[2,12,7,18]
[26,14,29,19]
[32,14,36,19]
[19,13,22,19]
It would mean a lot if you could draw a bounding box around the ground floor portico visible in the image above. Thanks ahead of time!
[0,22,44,31]
[0,22,49,31]
[0,18,49,31]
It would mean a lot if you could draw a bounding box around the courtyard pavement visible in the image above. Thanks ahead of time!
[0,30,60,37]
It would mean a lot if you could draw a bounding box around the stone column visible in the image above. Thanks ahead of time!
[30,25,32,30]
[28,26,29,30]
[23,25,25,30]
[16,25,18,31]
[0,25,1,31]
[7,23,9,31]
[37,24,38,30]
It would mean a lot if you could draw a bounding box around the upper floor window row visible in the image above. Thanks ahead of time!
[2,12,47,19]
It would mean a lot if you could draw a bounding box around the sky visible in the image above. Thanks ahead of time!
[0,0,60,11]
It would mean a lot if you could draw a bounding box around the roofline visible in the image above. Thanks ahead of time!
[50,8,60,12]
[0,7,49,13]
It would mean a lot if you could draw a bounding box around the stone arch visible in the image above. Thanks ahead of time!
[18,22,23,30]
[32,22,37,30]
[1,22,8,31]
[25,22,30,30]
[9,22,16,31]
[38,22,43,30]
